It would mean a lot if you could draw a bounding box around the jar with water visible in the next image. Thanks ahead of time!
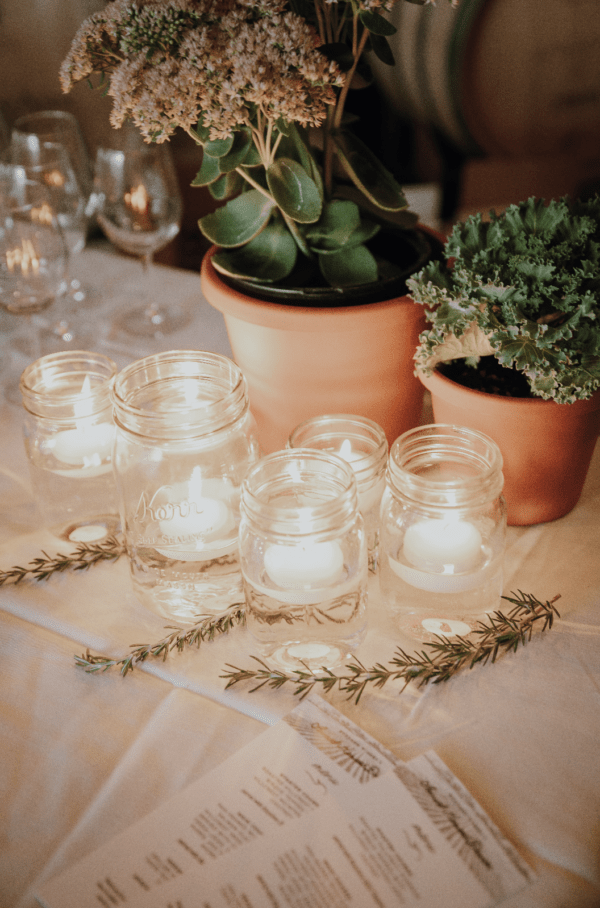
[20,351,119,542]
[239,449,368,672]
[288,414,388,572]
[379,424,506,642]
[111,351,261,621]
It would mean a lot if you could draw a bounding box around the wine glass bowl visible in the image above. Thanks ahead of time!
[11,110,93,210]
[0,170,67,314]
[93,131,186,336]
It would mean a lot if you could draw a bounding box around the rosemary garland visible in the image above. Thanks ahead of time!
[0,535,125,586]
[222,591,561,704]
[0,541,560,699]
[76,605,246,676]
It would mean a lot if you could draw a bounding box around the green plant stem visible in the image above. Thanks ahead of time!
[76,605,246,676]
[222,592,561,704]
[0,535,125,586]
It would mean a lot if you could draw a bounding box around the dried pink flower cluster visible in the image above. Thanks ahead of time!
[60,0,344,142]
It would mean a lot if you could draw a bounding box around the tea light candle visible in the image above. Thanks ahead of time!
[48,376,114,472]
[264,540,345,589]
[157,468,234,560]
[403,518,483,573]
[51,422,114,468]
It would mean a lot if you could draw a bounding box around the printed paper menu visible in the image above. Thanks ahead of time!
[36,696,534,908]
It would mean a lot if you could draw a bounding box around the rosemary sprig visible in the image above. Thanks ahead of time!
[76,604,246,676]
[0,535,126,586]
[222,591,560,704]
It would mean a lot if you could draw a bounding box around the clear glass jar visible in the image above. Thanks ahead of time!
[288,414,388,572]
[379,424,506,642]
[20,351,119,542]
[239,449,368,672]
[111,351,261,622]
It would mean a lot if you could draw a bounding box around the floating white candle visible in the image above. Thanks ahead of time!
[421,618,473,637]
[264,540,345,589]
[51,423,114,468]
[49,376,114,472]
[157,468,233,560]
[403,518,482,574]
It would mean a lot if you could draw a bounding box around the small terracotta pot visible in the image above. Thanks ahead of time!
[201,248,428,453]
[419,367,600,525]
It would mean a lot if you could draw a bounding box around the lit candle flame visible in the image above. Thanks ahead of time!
[125,183,149,215]
[44,169,65,188]
[31,202,54,226]
[340,439,353,459]
[74,375,94,420]
[6,238,40,276]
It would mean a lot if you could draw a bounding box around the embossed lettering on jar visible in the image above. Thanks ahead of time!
[111,351,261,622]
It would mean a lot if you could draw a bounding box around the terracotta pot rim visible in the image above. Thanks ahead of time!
[419,365,600,414]
[201,225,446,331]
[202,250,428,332]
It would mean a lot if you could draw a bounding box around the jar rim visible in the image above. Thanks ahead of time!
[241,448,359,536]
[111,350,248,440]
[387,424,504,506]
[19,350,117,419]
[288,413,388,484]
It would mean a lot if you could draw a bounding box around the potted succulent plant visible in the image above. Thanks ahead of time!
[60,0,452,451]
[408,196,600,525]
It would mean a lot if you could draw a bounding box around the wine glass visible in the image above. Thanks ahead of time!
[11,110,93,224]
[0,166,68,402]
[11,111,95,304]
[8,139,94,351]
[93,128,187,336]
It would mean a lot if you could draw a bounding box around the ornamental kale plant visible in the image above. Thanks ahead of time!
[409,196,600,404]
[61,0,456,288]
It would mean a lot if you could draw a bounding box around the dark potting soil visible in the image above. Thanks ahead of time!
[437,357,535,398]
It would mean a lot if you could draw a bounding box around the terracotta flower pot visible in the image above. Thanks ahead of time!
[201,246,430,453]
[419,367,600,526]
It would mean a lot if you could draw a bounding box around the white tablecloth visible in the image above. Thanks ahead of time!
[1,247,600,908]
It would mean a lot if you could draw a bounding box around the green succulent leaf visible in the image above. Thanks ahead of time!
[217,128,253,172]
[319,244,379,287]
[333,130,407,212]
[368,33,395,66]
[191,152,221,187]
[305,200,360,250]
[211,221,297,282]
[191,118,211,143]
[266,157,322,223]
[198,189,275,247]
[282,214,312,258]
[278,126,324,201]
[240,144,262,167]
[209,170,244,201]
[204,134,234,158]
[359,10,397,36]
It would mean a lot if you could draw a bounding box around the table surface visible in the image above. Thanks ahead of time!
[1,246,600,908]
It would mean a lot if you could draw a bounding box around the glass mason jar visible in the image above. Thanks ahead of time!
[20,351,120,542]
[111,351,261,622]
[288,414,388,572]
[379,424,506,642]
[239,449,368,673]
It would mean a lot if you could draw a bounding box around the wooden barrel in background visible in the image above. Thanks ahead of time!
[373,0,600,162]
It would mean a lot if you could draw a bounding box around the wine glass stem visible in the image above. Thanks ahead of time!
[141,251,162,323]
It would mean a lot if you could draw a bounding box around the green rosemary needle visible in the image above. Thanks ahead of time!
[222,591,561,704]
[0,534,126,586]
[76,604,246,676]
